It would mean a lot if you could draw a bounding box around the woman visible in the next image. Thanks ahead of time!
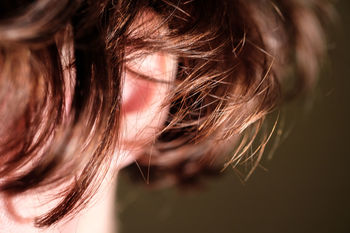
[0,0,331,232]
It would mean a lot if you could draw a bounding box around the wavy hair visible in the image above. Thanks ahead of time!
[0,0,331,227]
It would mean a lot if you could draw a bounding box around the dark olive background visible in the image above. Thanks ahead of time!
[116,1,350,233]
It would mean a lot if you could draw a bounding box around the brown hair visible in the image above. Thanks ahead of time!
[0,0,331,227]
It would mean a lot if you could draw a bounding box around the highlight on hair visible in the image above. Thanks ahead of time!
[0,0,332,227]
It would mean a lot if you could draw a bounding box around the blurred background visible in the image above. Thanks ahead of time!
[117,1,350,233]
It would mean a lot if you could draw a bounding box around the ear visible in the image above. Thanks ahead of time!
[120,52,177,148]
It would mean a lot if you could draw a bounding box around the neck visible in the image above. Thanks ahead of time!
[0,174,119,233]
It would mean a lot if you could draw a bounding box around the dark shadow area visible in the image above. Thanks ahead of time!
[117,1,350,232]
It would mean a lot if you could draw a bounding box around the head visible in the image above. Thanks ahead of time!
[0,0,331,228]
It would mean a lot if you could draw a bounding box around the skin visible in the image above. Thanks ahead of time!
[0,11,178,232]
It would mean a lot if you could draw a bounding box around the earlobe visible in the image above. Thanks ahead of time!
[121,68,155,114]
[120,52,177,147]
[121,51,176,115]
